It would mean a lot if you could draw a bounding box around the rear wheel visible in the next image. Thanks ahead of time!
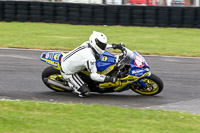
[41,66,72,92]
[131,74,163,96]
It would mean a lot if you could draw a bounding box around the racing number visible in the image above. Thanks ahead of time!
[54,54,59,60]
[102,56,107,61]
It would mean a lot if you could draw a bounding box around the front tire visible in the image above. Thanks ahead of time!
[41,66,71,92]
[131,74,164,96]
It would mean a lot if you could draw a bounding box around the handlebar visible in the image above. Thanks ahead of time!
[116,44,127,68]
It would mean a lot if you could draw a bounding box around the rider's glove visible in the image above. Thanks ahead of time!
[112,43,125,50]
[104,76,117,83]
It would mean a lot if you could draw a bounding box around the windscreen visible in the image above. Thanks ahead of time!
[120,50,134,65]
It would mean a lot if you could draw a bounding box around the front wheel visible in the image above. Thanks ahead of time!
[130,74,164,96]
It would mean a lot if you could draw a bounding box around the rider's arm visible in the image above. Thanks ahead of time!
[81,42,124,50]
[105,43,125,50]
[85,59,106,82]
[105,44,113,50]
[85,59,117,83]
[80,41,90,48]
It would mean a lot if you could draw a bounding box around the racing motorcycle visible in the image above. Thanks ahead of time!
[40,46,164,96]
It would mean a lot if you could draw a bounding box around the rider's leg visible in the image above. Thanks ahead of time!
[61,73,89,97]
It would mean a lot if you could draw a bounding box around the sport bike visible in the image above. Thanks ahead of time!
[40,47,164,96]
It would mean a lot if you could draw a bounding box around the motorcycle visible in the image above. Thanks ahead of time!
[40,46,164,96]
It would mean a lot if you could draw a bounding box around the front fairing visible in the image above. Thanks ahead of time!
[129,51,151,78]
[97,50,151,92]
[119,50,151,78]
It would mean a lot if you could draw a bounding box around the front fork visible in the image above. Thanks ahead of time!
[137,79,147,89]
[135,69,152,89]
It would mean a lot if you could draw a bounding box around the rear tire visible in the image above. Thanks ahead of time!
[131,74,164,96]
[41,66,71,92]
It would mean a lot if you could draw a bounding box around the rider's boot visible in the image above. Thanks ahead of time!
[73,84,90,98]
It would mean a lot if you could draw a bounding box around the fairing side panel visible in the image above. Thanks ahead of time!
[96,51,116,72]
[40,52,65,70]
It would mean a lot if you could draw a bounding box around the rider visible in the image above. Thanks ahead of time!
[60,31,124,97]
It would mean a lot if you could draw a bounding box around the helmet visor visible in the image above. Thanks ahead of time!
[95,39,107,50]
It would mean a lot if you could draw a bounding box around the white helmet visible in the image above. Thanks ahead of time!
[89,31,107,54]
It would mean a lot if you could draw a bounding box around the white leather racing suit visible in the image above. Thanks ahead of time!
[60,41,113,91]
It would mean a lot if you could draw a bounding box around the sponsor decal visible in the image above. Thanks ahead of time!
[49,54,53,60]
[46,53,49,59]
[103,68,111,74]
[134,56,144,67]
[90,61,95,65]
[47,61,58,67]
[132,69,144,74]
[121,80,127,83]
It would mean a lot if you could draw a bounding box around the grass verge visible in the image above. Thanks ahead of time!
[0,22,200,57]
[0,100,200,133]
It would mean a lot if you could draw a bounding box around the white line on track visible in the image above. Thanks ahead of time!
[143,54,200,59]
[0,54,36,60]
[1,47,200,59]
[0,47,55,52]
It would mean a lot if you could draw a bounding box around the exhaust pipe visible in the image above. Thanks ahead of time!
[43,78,73,91]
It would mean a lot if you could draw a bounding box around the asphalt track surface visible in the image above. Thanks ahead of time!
[0,48,200,114]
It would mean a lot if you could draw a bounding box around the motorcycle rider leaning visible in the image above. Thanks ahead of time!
[60,31,124,97]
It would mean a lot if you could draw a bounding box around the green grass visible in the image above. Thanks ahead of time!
[0,100,200,133]
[0,22,200,57]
